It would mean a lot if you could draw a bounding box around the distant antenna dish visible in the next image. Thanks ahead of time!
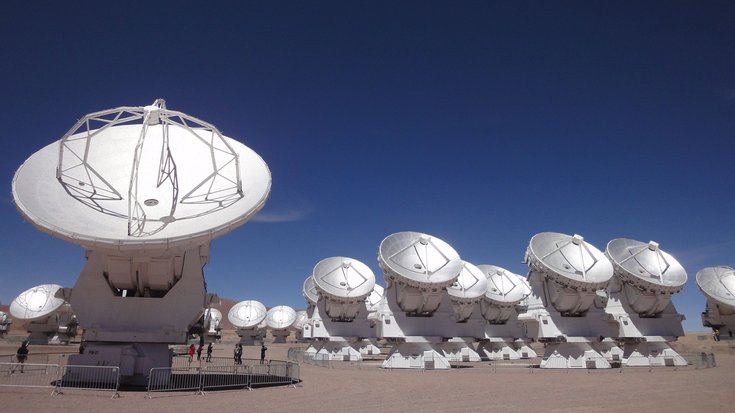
[228,300,267,328]
[527,232,613,290]
[696,266,735,309]
[477,265,526,306]
[365,284,385,312]
[448,261,488,300]
[12,99,271,251]
[205,308,222,323]
[303,276,319,305]
[0,312,8,323]
[292,310,308,331]
[265,305,297,330]
[606,239,687,294]
[313,257,376,300]
[10,284,66,321]
[447,261,488,322]
[379,231,461,289]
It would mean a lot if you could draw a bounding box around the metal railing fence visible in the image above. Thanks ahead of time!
[0,363,60,389]
[147,360,299,398]
[53,365,120,398]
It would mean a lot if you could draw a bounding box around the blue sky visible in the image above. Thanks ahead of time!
[1,1,733,332]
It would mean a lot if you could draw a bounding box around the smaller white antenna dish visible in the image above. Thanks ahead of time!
[10,284,66,321]
[266,305,297,330]
[477,265,526,306]
[378,231,461,315]
[312,257,376,321]
[448,261,489,300]
[606,239,687,294]
[379,231,462,289]
[447,261,488,322]
[228,300,267,328]
[0,312,8,324]
[696,266,735,309]
[313,257,376,301]
[292,310,308,331]
[527,232,613,290]
[303,275,319,305]
[365,284,385,312]
[205,308,222,324]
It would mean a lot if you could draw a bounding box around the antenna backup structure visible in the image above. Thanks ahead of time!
[302,257,378,361]
[229,300,268,345]
[518,232,614,368]
[603,239,687,366]
[12,100,270,384]
[697,266,735,336]
[10,284,78,344]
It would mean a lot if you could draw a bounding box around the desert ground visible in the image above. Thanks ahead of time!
[0,332,733,413]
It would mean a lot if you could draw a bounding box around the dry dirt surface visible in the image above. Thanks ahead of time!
[0,340,733,413]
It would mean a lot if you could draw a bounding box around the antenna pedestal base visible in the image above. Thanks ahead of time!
[438,338,481,362]
[541,342,610,369]
[381,341,451,369]
[621,341,687,367]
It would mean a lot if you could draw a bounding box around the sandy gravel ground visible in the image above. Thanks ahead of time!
[0,337,733,413]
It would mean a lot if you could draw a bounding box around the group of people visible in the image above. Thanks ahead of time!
[187,342,213,362]
[235,343,268,364]
[187,342,268,364]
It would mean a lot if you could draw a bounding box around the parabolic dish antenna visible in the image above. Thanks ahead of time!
[696,266,735,309]
[303,276,319,305]
[313,257,376,300]
[10,284,66,321]
[265,305,297,330]
[365,284,385,312]
[447,261,489,300]
[527,232,613,289]
[205,308,222,323]
[606,239,687,294]
[477,265,526,305]
[12,99,271,251]
[0,312,8,323]
[228,300,267,328]
[292,310,308,331]
[378,231,462,289]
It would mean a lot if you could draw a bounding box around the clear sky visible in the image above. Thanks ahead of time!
[1,1,733,332]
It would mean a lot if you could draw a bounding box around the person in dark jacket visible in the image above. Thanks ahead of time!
[260,344,267,364]
[15,341,29,373]
[206,342,213,362]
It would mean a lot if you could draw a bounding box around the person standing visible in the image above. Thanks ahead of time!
[187,343,196,363]
[15,341,29,373]
[206,342,213,362]
[260,343,267,364]
[196,343,203,361]
[234,343,243,365]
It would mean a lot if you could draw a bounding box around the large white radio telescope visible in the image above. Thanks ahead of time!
[526,232,613,315]
[11,99,271,383]
[606,238,687,316]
